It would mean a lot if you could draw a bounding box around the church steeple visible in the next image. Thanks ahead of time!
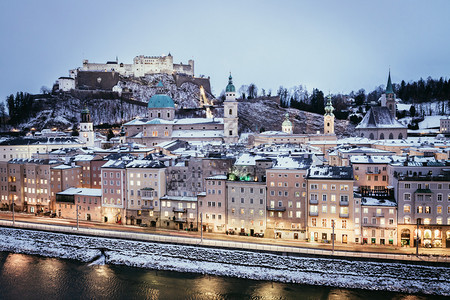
[384,70,396,118]
[323,94,335,134]
[324,95,334,116]
[224,73,238,143]
[386,70,394,95]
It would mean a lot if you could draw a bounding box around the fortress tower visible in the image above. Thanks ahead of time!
[323,95,335,134]
[223,74,239,144]
[79,107,95,147]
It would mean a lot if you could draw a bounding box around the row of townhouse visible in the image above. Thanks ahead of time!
[2,150,449,248]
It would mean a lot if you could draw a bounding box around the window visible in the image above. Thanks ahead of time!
[311,218,317,226]
[322,205,327,213]
[322,194,327,201]
[340,185,349,191]
[296,211,301,218]
[342,220,347,229]
[322,219,327,227]
[438,194,443,202]
[404,193,411,201]
[404,205,410,213]
[310,184,318,190]
[405,183,410,189]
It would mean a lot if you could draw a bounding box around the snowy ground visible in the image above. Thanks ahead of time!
[0,227,448,296]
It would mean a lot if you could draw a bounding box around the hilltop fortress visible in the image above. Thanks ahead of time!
[80,53,194,77]
[57,53,213,93]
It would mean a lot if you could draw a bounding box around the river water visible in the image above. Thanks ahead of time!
[0,252,440,300]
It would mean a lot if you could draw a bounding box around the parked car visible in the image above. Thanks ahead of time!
[139,223,148,227]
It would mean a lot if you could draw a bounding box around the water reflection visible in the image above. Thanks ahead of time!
[0,252,439,300]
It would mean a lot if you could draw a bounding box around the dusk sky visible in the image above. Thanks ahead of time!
[1,0,449,101]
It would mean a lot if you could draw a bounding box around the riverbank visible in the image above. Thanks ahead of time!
[0,219,448,264]
[0,224,449,296]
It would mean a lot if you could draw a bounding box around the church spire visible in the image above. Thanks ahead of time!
[386,70,394,95]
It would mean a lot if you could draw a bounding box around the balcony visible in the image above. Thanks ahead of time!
[339,200,349,206]
[309,211,318,216]
[174,217,187,223]
[141,188,155,200]
[366,169,381,174]
[142,205,154,210]
[267,206,286,212]
[173,207,187,213]
[309,199,318,205]
[339,213,349,218]
[373,212,384,217]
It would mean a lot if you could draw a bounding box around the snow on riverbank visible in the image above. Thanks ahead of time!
[0,227,448,296]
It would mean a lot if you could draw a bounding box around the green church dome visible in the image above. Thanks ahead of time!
[148,81,175,108]
[225,74,235,93]
[148,94,175,108]
[282,113,292,126]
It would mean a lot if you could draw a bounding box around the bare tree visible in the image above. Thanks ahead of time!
[248,83,258,99]
[238,85,248,99]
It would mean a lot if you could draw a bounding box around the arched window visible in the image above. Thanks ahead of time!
[380,133,385,139]
[229,109,232,115]
[158,112,161,118]
[369,133,374,139]
[327,123,330,127]
[389,133,394,139]
[398,133,403,139]
[361,133,364,137]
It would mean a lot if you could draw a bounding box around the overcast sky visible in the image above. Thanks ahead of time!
[1,0,449,100]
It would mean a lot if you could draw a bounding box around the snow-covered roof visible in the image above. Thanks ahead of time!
[51,164,80,170]
[234,153,265,166]
[259,131,288,136]
[172,118,223,125]
[361,197,397,207]
[171,130,223,138]
[57,187,102,197]
[308,166,353,180]
[356,107,406,129]
[73,154,97,161]
[271,155,312,170]
[206,175,228,180]
[350,155,403,164]
[160,195,197,202]
[102,160,129,169]
[126,159,165,168]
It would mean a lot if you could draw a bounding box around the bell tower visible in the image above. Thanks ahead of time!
[324,95,335,134]
[223,74,239,144]
[385,71,396,118]
[79,107,95,147]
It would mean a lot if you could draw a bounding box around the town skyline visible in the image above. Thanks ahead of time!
[1,0,450,99]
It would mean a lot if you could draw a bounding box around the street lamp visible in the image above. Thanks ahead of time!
[76,203,79,230]
[416,218,421,256]
[200,212,203,242]
[331,219,335,255]
[12,196,15,226]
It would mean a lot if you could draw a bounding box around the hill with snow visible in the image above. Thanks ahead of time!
[9,73,352,137]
